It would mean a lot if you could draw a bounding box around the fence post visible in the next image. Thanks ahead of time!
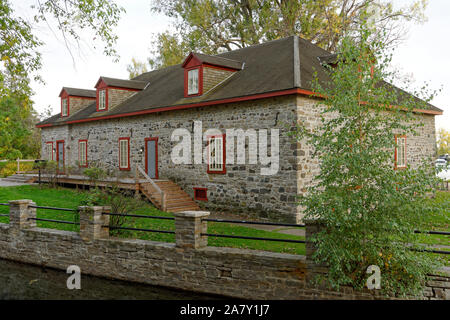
[304,218,328,283]
[174,211,210,249]
[9,199,36,230]
[16,158,20,174]
[78,206,110,241]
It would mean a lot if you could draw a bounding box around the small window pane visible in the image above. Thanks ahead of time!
[119,139,129,168]
[188,69,199,95]
[79,141,87,166]
[208,136,224,172]
[99,90,106,110]
[396,136,406,168]
[62,99,68,116]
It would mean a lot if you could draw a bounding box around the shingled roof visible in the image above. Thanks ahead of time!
[59,87,96,98]
[96,76,149,90]
[37,36,442,127]
[183,52,244,70]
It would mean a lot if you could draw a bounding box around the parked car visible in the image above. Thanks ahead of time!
[436,158,447,168]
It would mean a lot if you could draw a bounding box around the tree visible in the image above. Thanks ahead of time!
[141,0,427,70]
[0,0,124,159]
[436,128,450,156]
[291,16,443,297]
[127,58,149,79]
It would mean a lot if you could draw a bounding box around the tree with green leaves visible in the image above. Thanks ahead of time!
[136,0,427,71]
[291,17,444,297]
[0,0,124,159]
[436,128,450,156]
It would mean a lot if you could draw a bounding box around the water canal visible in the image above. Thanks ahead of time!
[0,258,219,300]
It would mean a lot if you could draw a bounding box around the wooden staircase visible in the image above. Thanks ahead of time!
[136,166,199,213]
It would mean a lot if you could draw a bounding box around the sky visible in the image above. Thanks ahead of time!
[15,0,449,132]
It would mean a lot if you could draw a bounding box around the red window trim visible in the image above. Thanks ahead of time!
[207,133,226,174]
[184,66,203,97]
[61,97,70,118]
[78,139,88,168]
[394,134,407,170]
[96,87,108,112]
[45,141,54,160]
[118,137,131,171]
[56,140,65,173]
[144,137,159,179]
[193,187,208,201]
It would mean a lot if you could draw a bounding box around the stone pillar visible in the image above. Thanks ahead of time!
[304,218,328,283]
[174,211,210,249]
[9,199,36,229]
[79,206,110,241]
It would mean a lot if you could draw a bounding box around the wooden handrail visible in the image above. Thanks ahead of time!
[136,165,166,211]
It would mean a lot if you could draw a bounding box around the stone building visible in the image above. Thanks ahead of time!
[36,36,443,222]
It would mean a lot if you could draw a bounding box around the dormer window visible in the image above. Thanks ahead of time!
[98,89,106,110]
[187,69,199,95]
[61,98,68,117]
[182,52,242,98]
[94,76,147,112]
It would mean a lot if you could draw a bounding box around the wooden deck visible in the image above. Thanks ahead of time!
[25,173,200,213]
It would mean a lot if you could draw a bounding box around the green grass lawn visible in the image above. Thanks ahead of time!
[1,185,448,258]
[0,185,305,255]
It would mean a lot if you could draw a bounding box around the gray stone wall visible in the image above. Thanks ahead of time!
[41,95,301,222]
[40,94,437,222]
[294,96,438,219]
[0,206,447,300]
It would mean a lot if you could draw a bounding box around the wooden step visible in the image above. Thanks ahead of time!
[139,179,199,213]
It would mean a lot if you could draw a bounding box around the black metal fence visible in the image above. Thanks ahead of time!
[0,202,448,255]
[0,203,78,225]
[102,212,175,234]
[203,217,306,244]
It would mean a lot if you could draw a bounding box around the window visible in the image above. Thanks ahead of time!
[187,69,199,95]
[207,134,226,174]
[98,89,106,110]
[62,99,68,116]
[119,138,130,170]
[395,135,407,169]
[194,188,208,201]
[45,142,53,160]
[78,140,87,167]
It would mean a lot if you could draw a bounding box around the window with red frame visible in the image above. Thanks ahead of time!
[78,140,88,167]
[98,89,107,110]
[119,138,130,170]
[395,135,407,169]
[207,134,226,174]
[187,68,199,95]
[62,98,68,116]
[194,188,208,201]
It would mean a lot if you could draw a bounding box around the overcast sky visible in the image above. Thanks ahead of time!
[16,0,449,132]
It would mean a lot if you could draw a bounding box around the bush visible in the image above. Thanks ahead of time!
[79,185,146,235]
[0,161,34,177]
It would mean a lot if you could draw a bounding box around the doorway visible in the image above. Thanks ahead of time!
[145,137,158,179]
